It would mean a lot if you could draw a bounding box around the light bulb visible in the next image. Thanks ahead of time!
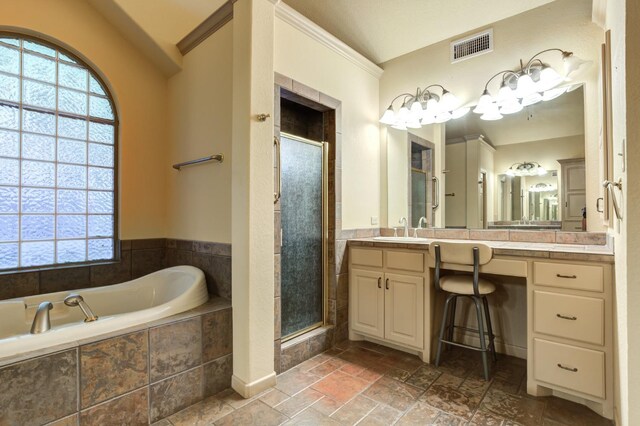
[440,90,459,111]
[537,66,563,92]
[480,103,502,121]
[434,111,452,123]
[473,90,492,114]
[451,107,470,119]
[516,73,536,98]
[409,100,423,120]
[537,166,547,176]
[500,100,523,115]
[521,92,542,106]
[391,121,407,130]
[379,106,396,125]
[426,97,439,114]
[421,112,436,125]
[397,104,410,121]
[542,87,567,101]
[506,168,515,177]
[497,83,517,106]
[406,119,422,129]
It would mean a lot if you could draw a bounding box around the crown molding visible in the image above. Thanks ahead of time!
[274,2,383,79]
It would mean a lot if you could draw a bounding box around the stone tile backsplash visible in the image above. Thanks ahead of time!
[0,238,232,301]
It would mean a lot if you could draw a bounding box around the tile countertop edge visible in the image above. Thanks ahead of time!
[347,238,614,262]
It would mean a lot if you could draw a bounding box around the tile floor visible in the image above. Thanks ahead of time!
[156,340,613,425]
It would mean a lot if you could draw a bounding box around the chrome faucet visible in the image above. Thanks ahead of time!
[64,294,98,322]
[414,216,428,238]
[399,217,409,237]
[30,301,53,334]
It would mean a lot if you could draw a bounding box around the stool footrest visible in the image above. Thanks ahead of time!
[440,339,493,353]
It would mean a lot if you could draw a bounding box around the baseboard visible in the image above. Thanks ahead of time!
[231,371,277,398]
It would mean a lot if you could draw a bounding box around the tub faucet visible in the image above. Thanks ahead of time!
[64,294,98,322]
[399,217,409,237]
[30,301,53,334]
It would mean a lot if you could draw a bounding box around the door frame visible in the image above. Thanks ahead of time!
[279,132,329,342]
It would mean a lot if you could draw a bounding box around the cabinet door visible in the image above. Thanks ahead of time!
[350,269,384,338]
[384,273,424,348]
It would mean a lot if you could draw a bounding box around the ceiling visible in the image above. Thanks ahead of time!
[282,0,556,64]
[445,87,585,146]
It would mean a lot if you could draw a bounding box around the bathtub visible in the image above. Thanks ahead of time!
[0,266,209,360]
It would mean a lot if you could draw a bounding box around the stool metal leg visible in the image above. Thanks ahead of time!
[483,297,497,362]
[436,294,455,367]
[472,296,490,380]
[447,296,457,350]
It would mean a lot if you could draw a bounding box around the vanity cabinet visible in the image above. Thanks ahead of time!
[349,247,430,360]
[528,259,614,418]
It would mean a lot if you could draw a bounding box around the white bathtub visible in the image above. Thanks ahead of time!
[0,266,209,360]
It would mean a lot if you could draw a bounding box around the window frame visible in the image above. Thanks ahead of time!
[0,31,120,272]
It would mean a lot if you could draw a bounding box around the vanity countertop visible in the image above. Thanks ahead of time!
[348,237,614,263]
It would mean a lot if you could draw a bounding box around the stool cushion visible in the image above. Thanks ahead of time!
[439,275,496,295]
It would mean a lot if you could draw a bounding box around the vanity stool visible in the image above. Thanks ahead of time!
[430,241,497,380]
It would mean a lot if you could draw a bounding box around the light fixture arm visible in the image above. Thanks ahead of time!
[523,48,571,70]
[385,92,414,109]
[483,70,519,91]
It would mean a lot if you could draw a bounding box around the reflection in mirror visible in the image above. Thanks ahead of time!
[386,86,587,232]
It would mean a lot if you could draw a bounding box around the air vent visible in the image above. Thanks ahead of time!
[450,29,493,63]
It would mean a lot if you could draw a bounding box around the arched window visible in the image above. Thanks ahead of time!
[0,34,117,270]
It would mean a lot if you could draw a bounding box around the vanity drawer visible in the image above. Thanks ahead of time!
[385,250,424,273]
[351,248,383,268]
[533,291,604,345]
[533,338,605,399]
[533,262,604,292]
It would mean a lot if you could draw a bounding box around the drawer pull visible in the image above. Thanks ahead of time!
[557,363,578,373]
[556,314,577,321]
[377,277,381,289]
[556,274,577,279]
[385,278,390,290]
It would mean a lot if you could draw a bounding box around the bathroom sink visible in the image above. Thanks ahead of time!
[372,236,429,242]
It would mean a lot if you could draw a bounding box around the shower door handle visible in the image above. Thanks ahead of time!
[274,136,282,204]
[432,176,440,210]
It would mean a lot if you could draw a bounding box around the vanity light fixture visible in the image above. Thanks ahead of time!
[379,85,469,128]
[473,48,591,121]
[505,161,547,177]
[530,182,557,192]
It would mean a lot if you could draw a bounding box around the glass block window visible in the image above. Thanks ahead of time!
[0,35,117,270]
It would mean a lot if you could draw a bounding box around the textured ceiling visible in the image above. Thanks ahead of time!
[282,0,556,64]
[445,86,585,146]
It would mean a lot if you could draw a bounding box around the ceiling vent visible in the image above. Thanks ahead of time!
[450,29,493,63]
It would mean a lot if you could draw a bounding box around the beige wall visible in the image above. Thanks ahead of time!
[0,0,169,240]
[274,17,381,230]
[166,23,233,243]
[379,0,604,231]
[493,135,585,175]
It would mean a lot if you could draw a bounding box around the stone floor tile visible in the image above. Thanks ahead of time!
[396,401,441,425]
[330,394,378,424]
[380,351,424,373]
[284,407,341,425]
[357,404,402,426]
[434,373,465,388]
[311,396,344,416]
[357,368,384,383]
[481,388,545,426]
[340,361,367,376]
[215,400,288,426]
[363,376,424,411]
[276,368,321,396]
[469,408,507,426]
[311,370,371,403]
[308,358,346,377]
[421,383,482,420]
[383,366,413,382]
[406,364,442,390]
[260,389,291,407]
[168,395,234,425]
[275,388,324,417]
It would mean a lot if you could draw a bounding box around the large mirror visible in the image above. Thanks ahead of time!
[386,86,587,231]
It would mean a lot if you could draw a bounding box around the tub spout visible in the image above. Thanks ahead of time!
[30,302,53,334]
[64,294,98,322]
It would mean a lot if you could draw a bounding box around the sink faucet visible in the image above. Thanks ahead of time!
[413,216,428,238]
[64,294,98,322]
[399,217,409,237]
[30,301,53,334]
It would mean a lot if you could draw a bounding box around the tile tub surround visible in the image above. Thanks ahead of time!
[0,238,231,302]
[0,298,232,425]
[162,342,612,426]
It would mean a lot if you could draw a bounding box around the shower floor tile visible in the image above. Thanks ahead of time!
[164,343,613,425]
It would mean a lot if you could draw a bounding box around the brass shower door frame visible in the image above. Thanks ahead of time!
[279,132,329,342]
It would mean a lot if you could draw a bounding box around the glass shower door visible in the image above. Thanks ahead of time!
[280,133,326,340]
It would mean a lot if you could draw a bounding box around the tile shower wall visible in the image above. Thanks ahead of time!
[0,238,231,301]
[0,299,233,425]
